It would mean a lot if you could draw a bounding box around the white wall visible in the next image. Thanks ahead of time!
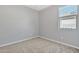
[39,5,79,47]
[0,5,79,48]
[0,5,39,45]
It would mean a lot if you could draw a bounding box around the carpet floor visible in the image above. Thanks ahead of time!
[0,37,79,53]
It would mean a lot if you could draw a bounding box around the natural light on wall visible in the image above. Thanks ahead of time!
[59,5,77,29]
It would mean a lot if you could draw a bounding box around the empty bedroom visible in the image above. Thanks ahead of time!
[0,5,79,53]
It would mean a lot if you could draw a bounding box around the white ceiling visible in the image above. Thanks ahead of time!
[26,5,51,11]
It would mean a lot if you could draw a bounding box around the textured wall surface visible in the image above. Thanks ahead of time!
[0,5,39,45]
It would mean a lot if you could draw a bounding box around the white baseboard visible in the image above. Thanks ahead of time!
[0,36,79,50]
[40,36,79,49]
[0,36,39,47]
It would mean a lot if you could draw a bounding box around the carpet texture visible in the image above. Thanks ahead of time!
[0,37,79,53]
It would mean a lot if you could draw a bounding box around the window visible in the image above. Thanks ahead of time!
[59,5,77,29]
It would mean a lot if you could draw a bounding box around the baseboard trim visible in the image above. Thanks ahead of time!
[0,36,39,47]
[40,36,79,49]
[0,36,79,49]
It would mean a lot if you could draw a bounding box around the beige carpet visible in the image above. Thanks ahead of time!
[0,37,79,53]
